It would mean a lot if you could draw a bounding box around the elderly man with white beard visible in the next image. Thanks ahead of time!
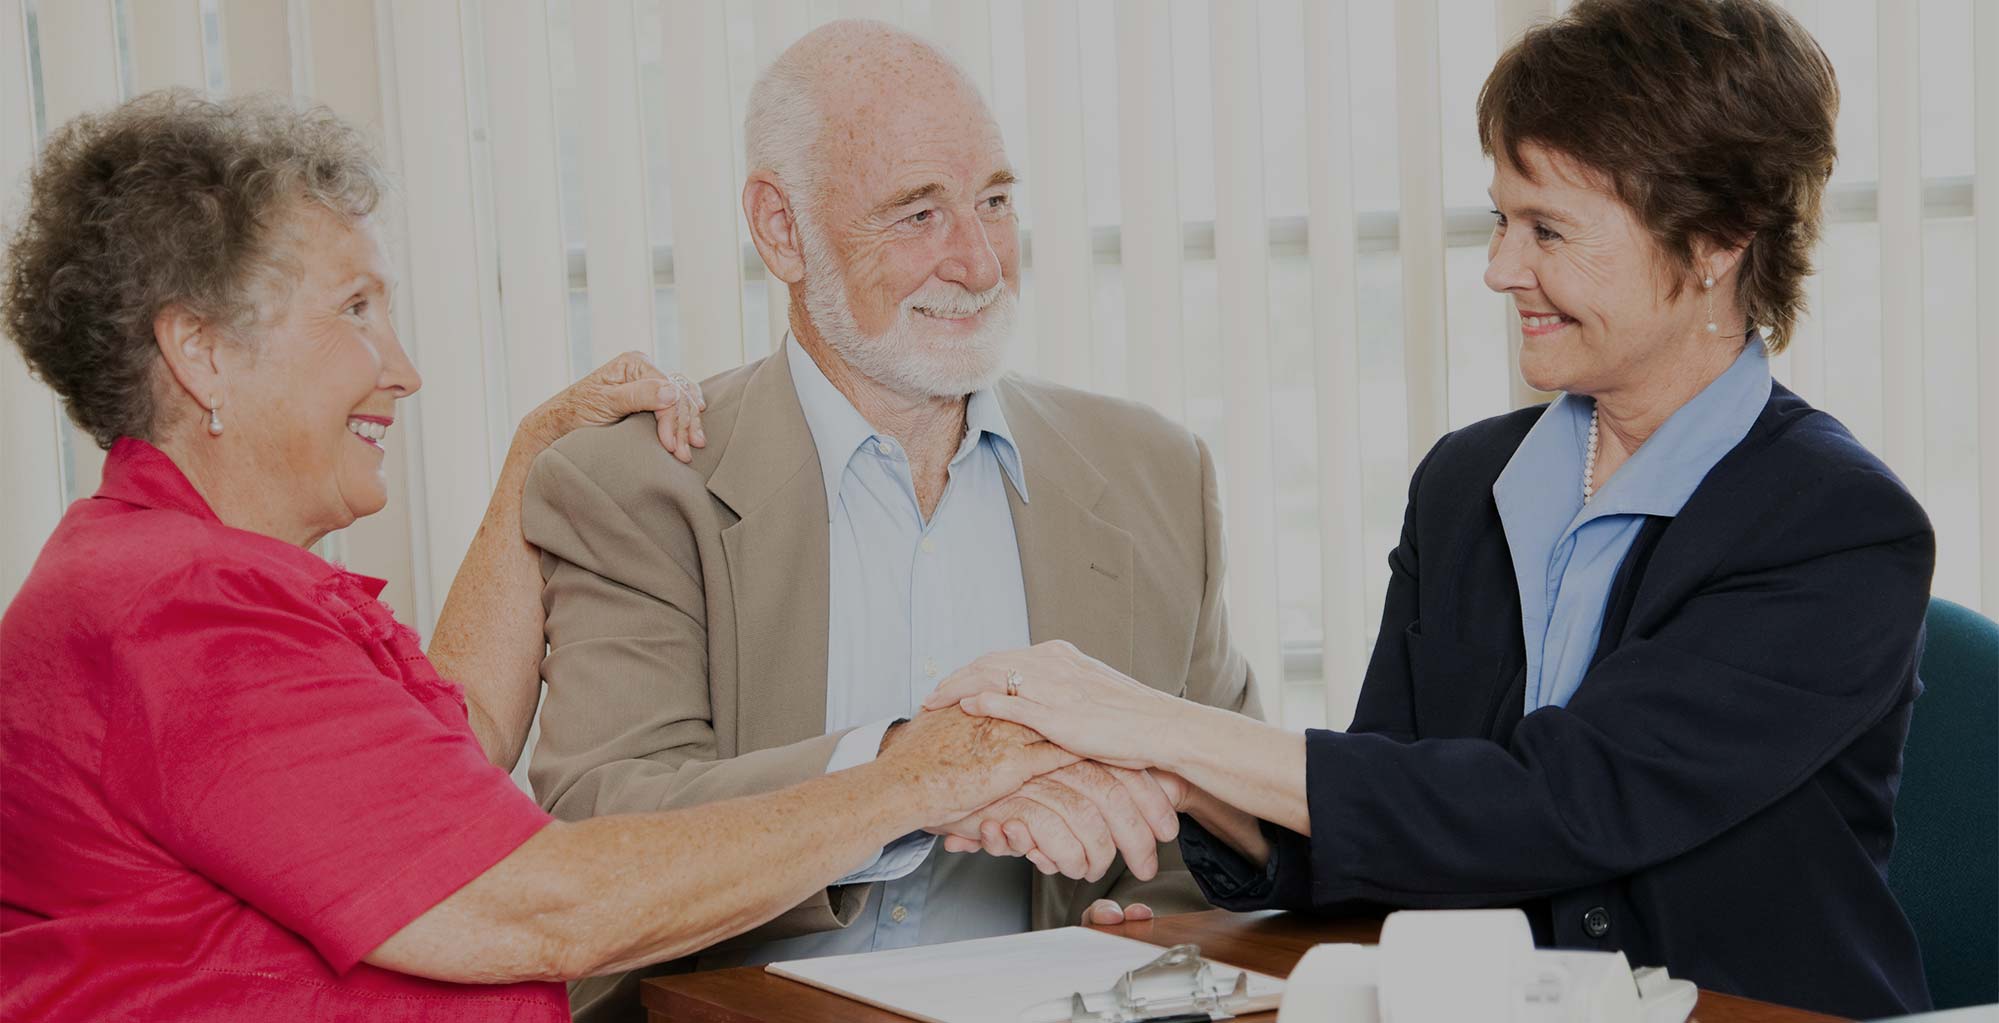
[519,20,1260,1022]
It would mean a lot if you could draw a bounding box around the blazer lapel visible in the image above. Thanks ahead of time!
[997,379,1137,680]
[708,354,834,753]
[1619,387,1798,640]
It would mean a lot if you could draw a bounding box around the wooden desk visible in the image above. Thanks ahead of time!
[642,910,1846,1023]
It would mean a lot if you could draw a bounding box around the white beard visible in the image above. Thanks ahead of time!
[796,212,1015,399]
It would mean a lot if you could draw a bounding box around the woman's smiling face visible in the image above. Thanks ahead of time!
[224,207,421,541]
[1483,142,1716,399]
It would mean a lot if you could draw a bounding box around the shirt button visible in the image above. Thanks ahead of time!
[1582,906,1611,938]
[891,905,909,923]
[920,537,937,554]
[923,658,939,678]
[875,439,895,456]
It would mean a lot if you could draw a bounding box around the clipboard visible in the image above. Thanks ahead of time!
[765,926,1286,1023]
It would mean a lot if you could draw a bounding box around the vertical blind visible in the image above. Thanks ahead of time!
[3,0,1994,733]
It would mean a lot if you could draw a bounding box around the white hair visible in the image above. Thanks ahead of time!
[743,19,986,216]
[743,46,826,213]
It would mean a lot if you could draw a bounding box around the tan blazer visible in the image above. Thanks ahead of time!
[521,351,1261,1020]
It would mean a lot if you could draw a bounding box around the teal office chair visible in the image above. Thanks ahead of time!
[1890,597,1999,1010]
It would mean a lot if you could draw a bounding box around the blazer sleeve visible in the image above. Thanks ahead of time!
[521,444,869,942]
[1292,463,1934,908]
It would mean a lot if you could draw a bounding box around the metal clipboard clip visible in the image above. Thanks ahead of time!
[1020,943,1255,1023]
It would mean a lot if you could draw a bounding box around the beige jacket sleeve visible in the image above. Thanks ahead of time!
[521,444,871,942]
[1039,434,1260,927]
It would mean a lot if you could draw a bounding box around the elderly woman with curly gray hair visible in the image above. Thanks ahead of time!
[0,90,1079,1021]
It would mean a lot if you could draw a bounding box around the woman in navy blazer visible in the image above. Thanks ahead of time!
[926,0,1933,1016]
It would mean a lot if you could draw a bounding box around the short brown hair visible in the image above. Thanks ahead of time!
[1477,0,1837,351]
[2,89,389,447]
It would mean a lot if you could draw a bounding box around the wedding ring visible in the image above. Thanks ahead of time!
[666,372,692,392]
[1003,670,1023,698]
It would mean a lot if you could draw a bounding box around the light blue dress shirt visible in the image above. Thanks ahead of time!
[744,338,1035,966]
[1493,340,1772,711]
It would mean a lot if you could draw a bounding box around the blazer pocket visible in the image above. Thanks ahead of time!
[1404,622,1520,738]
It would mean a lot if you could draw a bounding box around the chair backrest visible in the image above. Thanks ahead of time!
[1891,597,1999,1010]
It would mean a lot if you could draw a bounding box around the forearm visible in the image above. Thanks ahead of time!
[372,759,928,984]
[1162,704,1310,837]
[428,433,549,769]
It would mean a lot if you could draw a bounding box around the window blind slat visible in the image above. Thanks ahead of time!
[126,0,208,93]
[1022,0,1094,390]
[1211,0,1284,723]
[483,2,569,426]
[220,0,292,96]
[932,0,994,101]
[1114,0,1184,420]
[661,0,746,380]
[572,0,657,369]
[382,0,497,633]
[1877,0,1927,499]
[301,0,383,130]
[1978,0,1999,610]
[1305,0,1365,727]
[2,0,65,602]
[1395,0,1450,468]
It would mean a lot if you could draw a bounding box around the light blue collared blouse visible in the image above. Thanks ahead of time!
[1493,340,1772,711]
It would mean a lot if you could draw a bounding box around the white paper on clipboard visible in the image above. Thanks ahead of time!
[764,926,1286,1023]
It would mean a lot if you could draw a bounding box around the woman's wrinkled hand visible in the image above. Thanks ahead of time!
[518,351,707,462]
[921,641,1188,770]
[928,761,1181,882]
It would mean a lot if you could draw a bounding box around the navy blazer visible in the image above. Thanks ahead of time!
[1181,384,1934,1018]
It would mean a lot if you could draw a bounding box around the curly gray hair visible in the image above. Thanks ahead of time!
[2,88,391,447]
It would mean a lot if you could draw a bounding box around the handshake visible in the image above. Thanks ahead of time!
[870,641,1196,926]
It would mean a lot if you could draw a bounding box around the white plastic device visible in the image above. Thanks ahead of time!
[1275,909,1699,1023]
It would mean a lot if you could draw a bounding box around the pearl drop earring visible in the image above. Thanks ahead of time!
[207,402,224,436]
[1703,275,1718,335]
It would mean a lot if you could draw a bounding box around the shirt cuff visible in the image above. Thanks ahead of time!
[1178,813,1318,913]
[824,717,933,884]
[835,830,936,885]
[825,717,899,774]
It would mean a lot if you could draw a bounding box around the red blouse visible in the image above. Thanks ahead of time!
[1,439,567,1021]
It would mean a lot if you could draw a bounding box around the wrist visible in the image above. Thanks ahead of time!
[847,756,935,836]
[878,718,908,753]
[512,414,559,458]
[1153,700,1227,777]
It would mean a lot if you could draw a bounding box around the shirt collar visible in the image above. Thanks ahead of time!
[94,436,223,522]
[92,436,390,599]
[784,335,1027,518]
[1495,339,1773,530]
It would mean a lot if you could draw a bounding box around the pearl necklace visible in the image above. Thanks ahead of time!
[1583,405,1601,505]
